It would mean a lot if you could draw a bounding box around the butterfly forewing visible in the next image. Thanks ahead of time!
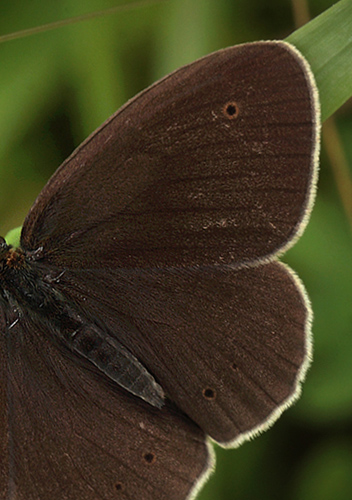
[21,41,318,270]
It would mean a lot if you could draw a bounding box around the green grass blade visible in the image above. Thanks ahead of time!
[286,0,352,121]
[5,226,21,247]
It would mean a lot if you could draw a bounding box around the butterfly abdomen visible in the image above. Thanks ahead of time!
[68,320,165,408]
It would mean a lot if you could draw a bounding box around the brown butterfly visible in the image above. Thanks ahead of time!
[0,41,319,500]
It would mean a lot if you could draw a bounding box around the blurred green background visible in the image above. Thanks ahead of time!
[0,0,351,499]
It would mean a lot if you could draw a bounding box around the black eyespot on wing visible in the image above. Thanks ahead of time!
[114,481,123,491]
[223,101,239,119]
[202,388,216,400]
[143,452,156,465]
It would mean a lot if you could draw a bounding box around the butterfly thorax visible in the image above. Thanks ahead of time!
[0,236,164,407]
[0,239,66,319]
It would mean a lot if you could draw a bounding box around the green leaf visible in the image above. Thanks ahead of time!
[286,0,352,121]
[5,226,21,247]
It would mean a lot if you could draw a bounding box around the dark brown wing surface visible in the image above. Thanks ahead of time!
[53,261,311,446]
[0,312,209,500]
[20,42,319,270]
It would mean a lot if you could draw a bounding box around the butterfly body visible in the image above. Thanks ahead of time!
[0,239,164,410]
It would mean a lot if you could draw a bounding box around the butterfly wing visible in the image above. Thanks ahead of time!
[52,260,311,446]
[9,41,317,492]
[20,41,319,270]
[0,311,210,500]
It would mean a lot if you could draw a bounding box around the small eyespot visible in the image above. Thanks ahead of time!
[143,452,156,464]
[231,362,238,371]
[114,482,123,491]
[202,388,216,400]
[223,101,239,119]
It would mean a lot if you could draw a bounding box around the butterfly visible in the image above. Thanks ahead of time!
[0,40,319,499]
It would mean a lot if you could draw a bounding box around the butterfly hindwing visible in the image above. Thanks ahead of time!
[51,260,311,446]
[1,311,209,500]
